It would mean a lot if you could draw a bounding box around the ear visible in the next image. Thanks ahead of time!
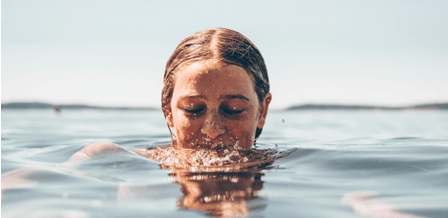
[257,93,272,129]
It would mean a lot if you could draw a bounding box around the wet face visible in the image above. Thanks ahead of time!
[166,61,271,150]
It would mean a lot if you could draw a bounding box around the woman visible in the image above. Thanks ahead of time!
[69,28,272,164]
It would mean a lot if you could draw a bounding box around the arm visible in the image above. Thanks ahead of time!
[68,142,126,161]
[2,142,127,195]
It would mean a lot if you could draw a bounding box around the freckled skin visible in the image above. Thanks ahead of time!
[166,61,271,150]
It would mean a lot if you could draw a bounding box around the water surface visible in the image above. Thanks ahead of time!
[2,110,447,217]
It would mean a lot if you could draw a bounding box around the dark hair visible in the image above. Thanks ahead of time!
[162,28,270,139]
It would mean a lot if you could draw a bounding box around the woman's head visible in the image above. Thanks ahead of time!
[162,28,271,150]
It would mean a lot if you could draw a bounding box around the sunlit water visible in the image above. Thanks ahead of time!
[2,110,448,217]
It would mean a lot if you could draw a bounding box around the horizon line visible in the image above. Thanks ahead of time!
[2,101,448,111]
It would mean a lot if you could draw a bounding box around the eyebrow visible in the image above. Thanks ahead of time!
[220,95,250,101]
[178,95,206,101]
[178,94,250,101]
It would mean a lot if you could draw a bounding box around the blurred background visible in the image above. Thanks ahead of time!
[2,0,448,110]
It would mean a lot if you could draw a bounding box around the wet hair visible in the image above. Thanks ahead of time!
[162,28,270,139]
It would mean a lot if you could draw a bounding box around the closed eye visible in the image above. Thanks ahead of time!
[185,107,204,114]
[223,107,244,115]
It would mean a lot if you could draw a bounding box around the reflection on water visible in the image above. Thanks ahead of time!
[144,146,295,216]
[121,144,296,217]
[173,170,266,217]
[103,146,294,217]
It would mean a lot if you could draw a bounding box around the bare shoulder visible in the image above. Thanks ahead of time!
[68,142,126,161]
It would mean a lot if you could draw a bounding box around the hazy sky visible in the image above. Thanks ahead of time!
[2,0,448,109]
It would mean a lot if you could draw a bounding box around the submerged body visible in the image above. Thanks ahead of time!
[69,141,292,171]
[3,140,295,217]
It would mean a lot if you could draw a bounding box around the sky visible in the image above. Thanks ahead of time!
[2,0,448,109]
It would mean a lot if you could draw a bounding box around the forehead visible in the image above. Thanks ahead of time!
[173,61,256,99]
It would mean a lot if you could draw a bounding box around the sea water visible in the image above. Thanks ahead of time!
[1,110,448,217]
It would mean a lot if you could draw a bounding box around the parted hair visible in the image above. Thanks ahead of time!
[162,28,270,139]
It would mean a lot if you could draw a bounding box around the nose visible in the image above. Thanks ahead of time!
[201,110,225,139]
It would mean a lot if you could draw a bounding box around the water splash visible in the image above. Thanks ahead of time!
[142,145,297,172]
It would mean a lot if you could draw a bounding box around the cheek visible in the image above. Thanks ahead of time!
[226,116,258,139]
[226,120,257,149]
[173,112,202,138]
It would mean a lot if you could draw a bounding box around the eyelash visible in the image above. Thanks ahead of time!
[184,107,244,116]
[185,107,204,114]
[223,108,243,115]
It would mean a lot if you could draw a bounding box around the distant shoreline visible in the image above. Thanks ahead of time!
[2,102,447,111]
[286,103,448,111]
[1,102,157,111]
